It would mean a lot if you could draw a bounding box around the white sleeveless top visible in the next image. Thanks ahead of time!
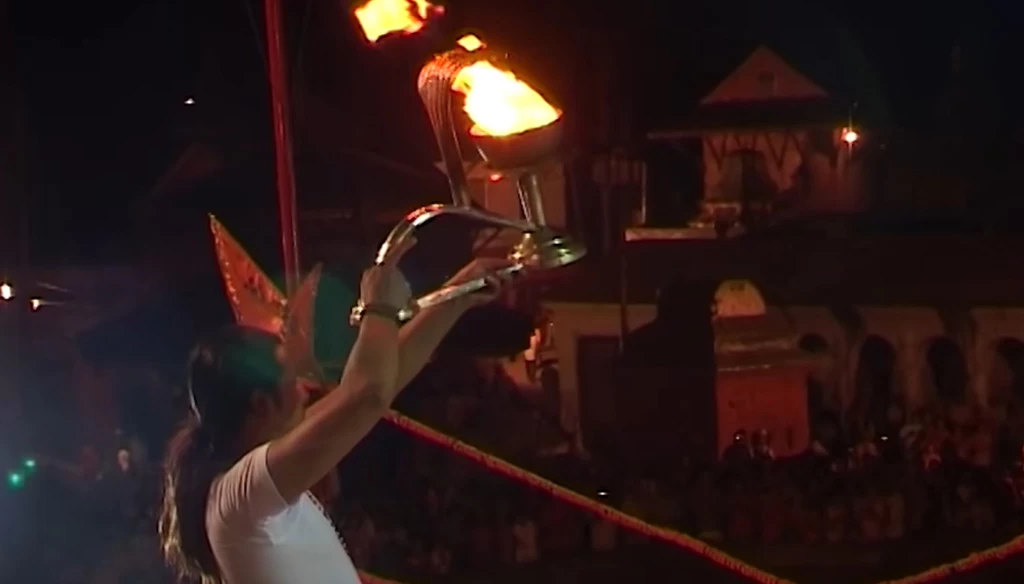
[206,444,361,584]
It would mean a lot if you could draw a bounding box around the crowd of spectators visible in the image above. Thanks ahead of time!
[1,439,168,584]
[5,354,1024,583]
[705,400,1024,552]
[331,359,1024,581]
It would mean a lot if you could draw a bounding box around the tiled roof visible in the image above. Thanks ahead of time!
[649,97,846,137]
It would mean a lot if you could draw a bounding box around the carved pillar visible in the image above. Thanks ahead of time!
[940,309,981,407]
[840,338,857,414]
[827,337,851,413]
[971,333,991,407]
[899,334,926,413]
[822,354,842,412]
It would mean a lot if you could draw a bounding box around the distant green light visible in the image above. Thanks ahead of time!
[23,458,36,469]
[7,471,24,489]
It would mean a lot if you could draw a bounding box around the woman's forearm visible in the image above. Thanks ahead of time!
[392,299,470,394]
[343,314,401,401]
[304,299,469,412]
[267,315,401,503]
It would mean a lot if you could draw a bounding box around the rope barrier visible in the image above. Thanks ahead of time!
[877,535,1024,584]
[382,410,789,583]
[378,409,1024,583]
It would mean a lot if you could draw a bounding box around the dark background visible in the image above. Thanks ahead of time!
[3,0,1019,268]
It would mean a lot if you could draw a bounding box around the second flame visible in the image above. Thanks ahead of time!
[354,0,443,43]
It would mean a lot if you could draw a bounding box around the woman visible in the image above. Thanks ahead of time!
[159,257,505,584]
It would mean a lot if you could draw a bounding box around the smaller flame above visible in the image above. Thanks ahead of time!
[456,35,484,52]
[354,0,444,43]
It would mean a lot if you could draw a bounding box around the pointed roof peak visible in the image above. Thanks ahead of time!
[700,45,829,105]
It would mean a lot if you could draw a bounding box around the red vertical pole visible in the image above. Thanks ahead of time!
[264,0,301,295]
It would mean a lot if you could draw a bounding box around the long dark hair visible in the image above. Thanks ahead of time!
[159,325,285,583]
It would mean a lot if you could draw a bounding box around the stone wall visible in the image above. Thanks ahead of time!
[548,301,1024,443]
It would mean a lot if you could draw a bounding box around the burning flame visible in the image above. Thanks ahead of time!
[456,35,484,51]
[451,60,561,137]
[354,0,443,43]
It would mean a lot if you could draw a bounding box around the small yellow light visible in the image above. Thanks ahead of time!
[842,128,859,145]
[456,35,484,52]
[488,173,503,182]
[30,298,42,311]
[0,283,12,301]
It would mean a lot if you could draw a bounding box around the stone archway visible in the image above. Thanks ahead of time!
[925,337,968,403]
[852,335,897,435]
[799,333,830,354]
[988,337,1024,406]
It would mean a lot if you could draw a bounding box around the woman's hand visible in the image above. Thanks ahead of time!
[359,237,416,311]
[360,264,412,310]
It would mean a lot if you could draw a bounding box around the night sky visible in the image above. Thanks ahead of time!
[4,0,1019,266]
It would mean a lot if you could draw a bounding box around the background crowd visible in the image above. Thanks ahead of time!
[3,353,1024,584]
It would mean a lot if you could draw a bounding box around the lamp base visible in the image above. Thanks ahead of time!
[510,229,587,270]
[472,118,564,171]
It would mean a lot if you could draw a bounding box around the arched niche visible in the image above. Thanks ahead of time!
[799,333,830,354]
[924,337,969,403]
[851,335,897,434]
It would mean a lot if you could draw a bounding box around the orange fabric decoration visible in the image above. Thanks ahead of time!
[209,214,286,334]
[282,264,325,381]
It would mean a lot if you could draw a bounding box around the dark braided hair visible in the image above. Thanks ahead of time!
[159,325,284,583]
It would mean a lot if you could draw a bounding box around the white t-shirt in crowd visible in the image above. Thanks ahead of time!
[206,443,361,584]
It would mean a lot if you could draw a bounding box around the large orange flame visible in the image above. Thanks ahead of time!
[450,44,561,137]
[354,0,443,43]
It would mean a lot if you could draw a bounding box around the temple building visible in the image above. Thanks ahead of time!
[459,43,1024,462]
[643,45,871,237]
